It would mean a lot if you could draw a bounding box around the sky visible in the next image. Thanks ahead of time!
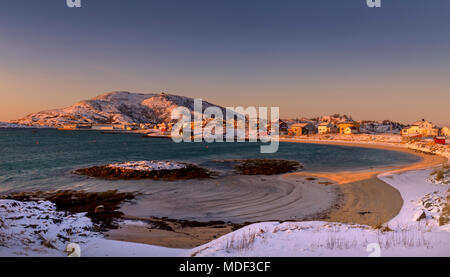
[0,0,449,126]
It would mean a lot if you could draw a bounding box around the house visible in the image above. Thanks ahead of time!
[288,123,314,136]
[338,122,360,134]
[278,120,289,134]
[401,119,439,137]
[344,126,359,135]
[157,123,167,132]
[265,119,289,135]
[441,127,450,137]
[434,137,446,145]
[318,122,337,134]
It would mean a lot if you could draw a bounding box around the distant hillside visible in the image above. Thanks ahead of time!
[12,91,228,127]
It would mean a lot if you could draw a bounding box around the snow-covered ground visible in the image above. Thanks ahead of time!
[283,135,450,159]
[108,160,187,171]
[0,200,96,256]
[0,199,185,257]
[188,168,450,257]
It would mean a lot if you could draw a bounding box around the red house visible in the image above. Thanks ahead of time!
[434,136,446,145]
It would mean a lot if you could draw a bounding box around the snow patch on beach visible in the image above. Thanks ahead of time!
[108,160,186,171]
[379,169,450,231]
[0,200,96,256]
[0,199,186,257]
[189,220,449,257]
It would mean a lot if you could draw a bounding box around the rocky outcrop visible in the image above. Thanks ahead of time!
[74,162,213,180]
[232,159,303,175]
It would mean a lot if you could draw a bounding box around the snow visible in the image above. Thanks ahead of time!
[0,199,186,257]
[12,91,227,127]
[0,199,97,257]
[107,160,187,171]
[379,169,449,231]
[80,239,185,257]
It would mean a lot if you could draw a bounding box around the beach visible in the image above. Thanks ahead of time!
[106,174,341,248]
[104,140,447,248]
[1,135,447,255]
[281,138,448,227]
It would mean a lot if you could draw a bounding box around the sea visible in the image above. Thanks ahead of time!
[0,128,420,194]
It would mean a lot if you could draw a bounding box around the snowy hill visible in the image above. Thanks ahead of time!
[0,122,32,128]
[11,91,228,127]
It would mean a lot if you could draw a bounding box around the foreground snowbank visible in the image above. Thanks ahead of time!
[0,199,186,257]
[0,200,96,256]
[189,169,450,257]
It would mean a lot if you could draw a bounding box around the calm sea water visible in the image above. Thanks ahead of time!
[0,129,420,193]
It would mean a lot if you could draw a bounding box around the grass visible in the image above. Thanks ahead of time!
[224,229,260,252]
[439,190,450,226]
[430,164,449,184]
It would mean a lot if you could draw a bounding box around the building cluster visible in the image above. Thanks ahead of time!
[284,116,450,139]
[58,115,450,141]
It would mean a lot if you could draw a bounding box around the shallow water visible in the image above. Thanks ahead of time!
[0,128,420,193]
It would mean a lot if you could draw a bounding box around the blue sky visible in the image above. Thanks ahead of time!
[0,0,449,125]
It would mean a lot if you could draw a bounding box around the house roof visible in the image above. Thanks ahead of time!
[291,123,311,128]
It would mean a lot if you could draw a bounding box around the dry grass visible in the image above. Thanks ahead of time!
[439,190,450,226]
[224,229,262,252]
[430,164,449,184]
[376,224,432,249]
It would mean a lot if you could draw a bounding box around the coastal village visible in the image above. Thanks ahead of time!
[50,115,450,145]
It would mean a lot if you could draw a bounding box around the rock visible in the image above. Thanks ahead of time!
[94,205,105,213]
[413,210,426,221]
[74,163,212,180]
[423,202,432,209]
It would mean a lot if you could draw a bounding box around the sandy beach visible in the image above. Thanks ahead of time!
[106,140,447,248]
[282,138,447,226]
[106,174,341,248]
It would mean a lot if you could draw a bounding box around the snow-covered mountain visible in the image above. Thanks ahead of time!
[11,91,228,127]
[0,122,32,128]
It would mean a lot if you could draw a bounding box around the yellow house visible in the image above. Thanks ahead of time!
[318,122,337,134]
[401,120,439,137]
[441,127,450,137]
[338,122,360,134]
[289,123,313,136]
[344,126,359,135]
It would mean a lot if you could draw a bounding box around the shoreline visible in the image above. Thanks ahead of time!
[282,138,447,227]
[1,137,447,254]
[106,139,447,247]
